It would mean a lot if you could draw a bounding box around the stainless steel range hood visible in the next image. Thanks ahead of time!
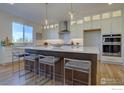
[59,21,70,34]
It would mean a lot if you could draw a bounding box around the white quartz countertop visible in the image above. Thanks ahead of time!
[17,46,99,55]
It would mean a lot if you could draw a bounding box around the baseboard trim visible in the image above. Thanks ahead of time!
[101,61,123,65]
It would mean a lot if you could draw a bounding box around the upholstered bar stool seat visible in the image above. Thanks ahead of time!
[24,54,39,61]
[39,56,60,65]
[65,59,90,73]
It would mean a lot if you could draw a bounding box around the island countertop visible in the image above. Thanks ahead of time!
[18,46,99,55]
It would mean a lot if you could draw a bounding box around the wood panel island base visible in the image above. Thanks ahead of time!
[24,46,99,85]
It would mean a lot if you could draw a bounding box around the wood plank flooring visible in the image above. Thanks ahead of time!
[97,61,124,85]
[0,61,124,85]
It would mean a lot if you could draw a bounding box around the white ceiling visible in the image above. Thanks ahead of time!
[0,3,124,24]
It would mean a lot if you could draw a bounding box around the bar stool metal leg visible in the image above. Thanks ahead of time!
[34,61,36,84]
[64,58,66,85]
[12,56,14,73]
[72,69,74,85]
[53,63,55,85]
[88,66,91,85]
[38,61,41,83]
[19,57,21,78]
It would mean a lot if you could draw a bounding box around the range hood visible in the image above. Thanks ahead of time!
[59,21,70,34]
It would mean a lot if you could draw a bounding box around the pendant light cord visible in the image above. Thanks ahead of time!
[45,3,48,25]
[45,3,48,20]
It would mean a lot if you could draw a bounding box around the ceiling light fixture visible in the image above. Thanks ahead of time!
[69,3,74,21]
[9,3,14,5]
[45,3,48,26]
[108,3,112,5]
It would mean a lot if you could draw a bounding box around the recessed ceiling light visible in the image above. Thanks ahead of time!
[50,25,54,28]
[108,3,112,5]
[9,3,14,5]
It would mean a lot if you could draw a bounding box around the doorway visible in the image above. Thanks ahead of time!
[83,29,101,49]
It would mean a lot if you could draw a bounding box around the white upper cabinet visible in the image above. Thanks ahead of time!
[91,20,101,29]
[83,22,92,30]
[101,18,112,34]
[101,10,122,34]
[70,24,83,39]
[101,12,111,34]
[111,17,122,34]
[83,16,92,30]
[91,14,101,29]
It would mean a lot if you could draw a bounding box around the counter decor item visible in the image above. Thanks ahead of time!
[71,41,75,48]
[71,41,74,46]
[0,40,5,46]
[44,42,48,47]
[76,42,80,48]
[0,37,13,46]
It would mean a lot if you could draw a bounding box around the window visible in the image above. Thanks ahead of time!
[12,22,23,43]
[24,25,33,43]
[12,22,33,43]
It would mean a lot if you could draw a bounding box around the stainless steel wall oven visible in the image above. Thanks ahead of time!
[102,34,121,57]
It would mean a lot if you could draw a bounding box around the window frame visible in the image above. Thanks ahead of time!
[12,22,33,44]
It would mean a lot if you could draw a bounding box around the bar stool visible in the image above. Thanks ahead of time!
[24,53,40,83]
[38,56,60,85]
[12,47,28,75]
[64,58,91,85]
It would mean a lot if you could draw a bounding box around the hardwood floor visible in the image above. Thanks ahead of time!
[0,61,124,85]
[0,62,63,85]
[97,61,124,85]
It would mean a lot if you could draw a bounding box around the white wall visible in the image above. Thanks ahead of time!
[83,31,101,49]
[122,8,124,65]
[42,27,59,40]
[0,10,40,44]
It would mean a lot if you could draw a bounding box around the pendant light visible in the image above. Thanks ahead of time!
[69,3,74,20]
[108,3,112,5]
[45,3,48,25]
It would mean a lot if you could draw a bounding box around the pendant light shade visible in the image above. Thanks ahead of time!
[45,19,48,25]
[45,3,48,25]
[69,3,74,20]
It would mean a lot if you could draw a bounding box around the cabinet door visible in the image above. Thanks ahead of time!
[111,17,122,34]
[91,20,101,29]
[83,22,92,30]
[70,24,83,39]
[70,25,77,38]
[101,18,111,34]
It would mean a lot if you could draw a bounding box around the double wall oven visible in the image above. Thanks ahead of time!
[102,34,121,57]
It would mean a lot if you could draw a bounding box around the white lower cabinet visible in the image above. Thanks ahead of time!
[101,56,123,64]
[0,47,12,64]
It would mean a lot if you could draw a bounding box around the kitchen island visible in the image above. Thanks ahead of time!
[23,46,99,85]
